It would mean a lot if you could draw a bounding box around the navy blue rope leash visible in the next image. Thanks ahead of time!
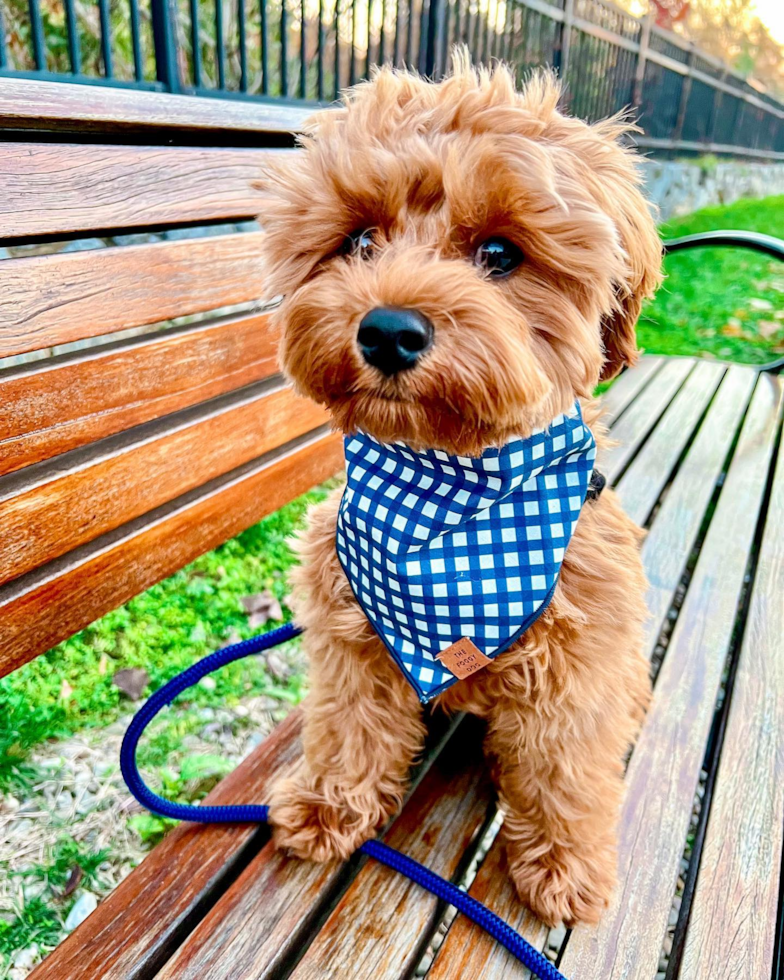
[120,623,567,979]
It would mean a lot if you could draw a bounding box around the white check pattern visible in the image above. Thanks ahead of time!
[336,403,597,703]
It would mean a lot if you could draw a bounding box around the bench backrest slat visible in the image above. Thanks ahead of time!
[1,231,268,357]
[1,143,288,240]
[0,312,279,475]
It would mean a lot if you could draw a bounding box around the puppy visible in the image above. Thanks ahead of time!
[260,56,662,927]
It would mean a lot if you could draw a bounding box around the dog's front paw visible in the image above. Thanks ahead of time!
[268,775,378,863]
[506,839,616,927]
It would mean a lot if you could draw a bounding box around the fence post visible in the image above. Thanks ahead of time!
[707,69,727,145]
[633,12,651,110]
[557,0,574,82]
[151,0,182,93]
[424,0,446,77]
[673,44,695,143]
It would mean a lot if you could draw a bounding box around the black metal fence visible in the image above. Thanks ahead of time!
[1,0,783,157]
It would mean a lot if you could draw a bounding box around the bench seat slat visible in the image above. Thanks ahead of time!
[286,741,495,980]
[27,710,303,980]
[0,429,343,676]
[614,360,725,525]
[559,373,784,980]
[0,142,283,240]
[601,356,694,483]
[0,312,278,475]
[0,383,327,587]
[638,364,758,659]
[145,716,465,980]
[680,383,784,979]
[600,355,664,426]
[0,232,267,359]
[427,835,549,979]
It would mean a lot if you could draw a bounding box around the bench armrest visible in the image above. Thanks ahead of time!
[662,229,784,260]
[660,229,784,373]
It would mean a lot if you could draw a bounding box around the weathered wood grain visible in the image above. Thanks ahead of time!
[427,833,548,979]
[639,365,757,658]
[154,720,490,980]
[559,374,783,980]
[679,373,784,980]
[288,744,495,979]
[29,709,304,980]
[0,312,279,475]
[0,143,282,239]
[0,382,327,587]
[0,231,269,357]
[614,360,725,526]
[0,77,311,135]
[0,430,343,676]
[600,356,664,427]
[602,356,694,483]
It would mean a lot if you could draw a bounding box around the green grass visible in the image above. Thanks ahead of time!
[640,195,784,364]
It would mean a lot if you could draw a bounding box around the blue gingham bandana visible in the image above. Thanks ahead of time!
[336,403,597,703]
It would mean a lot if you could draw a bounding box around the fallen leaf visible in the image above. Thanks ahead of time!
[757,320,782,339]
[112,668,150,700]
[98,654,109,676]
[749,298,773,311]
[720,319,744,337]
[241,590,283,626]
[59,680,73,702]
[61,865,83,898]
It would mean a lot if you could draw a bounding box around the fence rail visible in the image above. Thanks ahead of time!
[0,0,782,157]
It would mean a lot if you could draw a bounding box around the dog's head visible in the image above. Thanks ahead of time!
[258,58,662,455]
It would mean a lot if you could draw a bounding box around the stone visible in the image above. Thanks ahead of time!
[64,892,99,931]
[12,945,39,969]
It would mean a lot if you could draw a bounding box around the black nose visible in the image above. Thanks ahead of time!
[357,307,434,377]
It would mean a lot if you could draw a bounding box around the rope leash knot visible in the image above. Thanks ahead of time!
[120,623,567,980]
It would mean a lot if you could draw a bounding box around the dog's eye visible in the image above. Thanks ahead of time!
[474,238,524,277]
[341,229,375,259]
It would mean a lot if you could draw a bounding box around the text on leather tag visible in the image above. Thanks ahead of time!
[436,637,493,679]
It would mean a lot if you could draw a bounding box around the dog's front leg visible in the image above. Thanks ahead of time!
[486,699,623,927]
[269,629,426,862]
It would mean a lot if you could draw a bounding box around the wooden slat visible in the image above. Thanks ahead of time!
[0,143,279,240]
[600,355,664,427]
[680,379,784,979]
[427,834,548,979]
[559,374,783,980]
[153,720,491,980]
[287,746,494,979]
[640,365,758,658]
[0,382,327,588]
[29,709,304,980]
[0,429,343,676]
[0,231,268,357]
[614,360,725,526]
[602,356,695,483]
[0,312,278,475]
[0,77,311,135]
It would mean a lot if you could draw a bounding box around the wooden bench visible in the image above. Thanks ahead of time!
[1,80,782,980]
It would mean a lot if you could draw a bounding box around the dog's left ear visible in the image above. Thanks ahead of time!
[582,119,664,381]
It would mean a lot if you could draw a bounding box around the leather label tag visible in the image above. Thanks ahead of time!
[436,637,493,680]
